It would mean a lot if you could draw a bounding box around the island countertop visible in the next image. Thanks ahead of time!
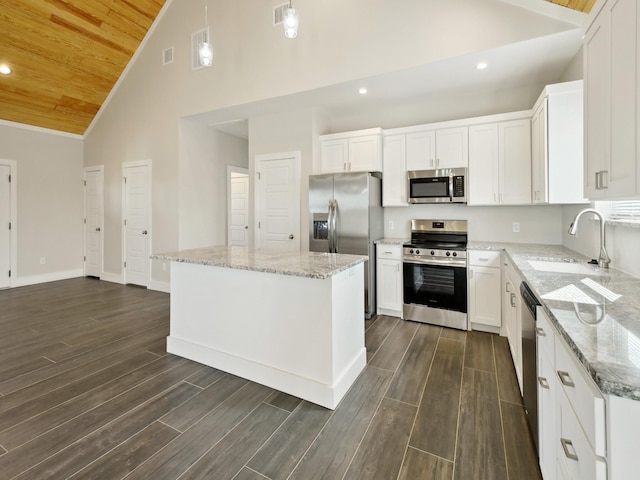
[151,246,367,280]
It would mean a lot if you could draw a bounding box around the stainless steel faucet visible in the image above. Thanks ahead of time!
[568,208,610,269]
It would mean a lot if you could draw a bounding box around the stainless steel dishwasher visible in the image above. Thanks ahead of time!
[520,281,541,453]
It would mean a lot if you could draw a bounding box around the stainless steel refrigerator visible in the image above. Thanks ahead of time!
[309,172,383,318]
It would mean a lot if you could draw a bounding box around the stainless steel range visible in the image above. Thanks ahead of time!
[403,219,468,330]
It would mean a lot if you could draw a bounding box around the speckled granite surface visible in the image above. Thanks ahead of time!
[151,246,367,280]
[374,237,408,246]
[469,241,640,401]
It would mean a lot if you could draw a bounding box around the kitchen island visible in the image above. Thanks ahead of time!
[151,246,368,409]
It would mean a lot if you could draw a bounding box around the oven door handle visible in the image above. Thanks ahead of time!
[403,257,466,267]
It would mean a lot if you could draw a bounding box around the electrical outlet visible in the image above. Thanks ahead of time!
[512,222,520,233]
[388,220,394,230]
[39,257,46,265]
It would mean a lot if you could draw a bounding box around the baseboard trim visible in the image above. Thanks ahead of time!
[100,272,124,285]
[148,279,170,293]
[13,269,83,287]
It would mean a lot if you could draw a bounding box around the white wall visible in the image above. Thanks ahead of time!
[385,204,564,244]
[0,123,83,284]
[179,121,248,252]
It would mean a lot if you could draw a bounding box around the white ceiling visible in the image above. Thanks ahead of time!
[204,27,583,139]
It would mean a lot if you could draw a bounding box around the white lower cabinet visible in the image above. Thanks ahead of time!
[468,250,501,330]
[502,255,523,393]
[376,244,403,317]
[537,307,607,480]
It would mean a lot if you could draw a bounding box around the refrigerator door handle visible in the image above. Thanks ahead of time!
[331,199,338,253]
[327,200,334,252]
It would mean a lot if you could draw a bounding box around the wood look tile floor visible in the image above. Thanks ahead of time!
[0,278,542,479]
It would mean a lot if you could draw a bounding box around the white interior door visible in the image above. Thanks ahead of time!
[228,167,249,246]
[255,152,300,251]
[0,165,11,289]
[123,162,151,287]
[84,167,104,277]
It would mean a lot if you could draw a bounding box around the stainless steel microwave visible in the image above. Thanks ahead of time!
[408,168,467,204]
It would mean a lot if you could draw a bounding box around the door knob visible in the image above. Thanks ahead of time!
[244,226,248,229]
[289,234,294,239]
[142,230,148,235]
[95,227,101,232]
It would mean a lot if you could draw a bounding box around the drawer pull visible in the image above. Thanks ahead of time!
[538,376,550,389]
[478,258,489,262]
[557,370,575,388]
[510,293,516,308]
[561,438,579,461]
[384,251,393,254]
[535,327,546,337]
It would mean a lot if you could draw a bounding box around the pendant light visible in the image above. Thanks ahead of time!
[283,1,299,38]
[199,0,213,67]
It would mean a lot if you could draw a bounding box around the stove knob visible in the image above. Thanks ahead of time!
[446,251,451,257]
[409,249,414,254]
[452,252,457,257]
[430,250,435,255]
[415,249,420,255]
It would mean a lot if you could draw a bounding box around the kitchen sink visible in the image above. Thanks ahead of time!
[527,260,603,276]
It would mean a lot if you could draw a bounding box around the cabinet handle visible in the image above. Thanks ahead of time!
[436,158,439,167]
[600,170,608,189]
[557,370,575,388]
[538,376,550,389]
[561,438,579,461]
[430,159,434,168]
[505,282,511,293]
[348,162,352,171]
[535,327,546,337]
[478,258,489,262]
[384,251,393,254]
[397,264,400,272]
[344,163,347,171]
[510,293,516,307]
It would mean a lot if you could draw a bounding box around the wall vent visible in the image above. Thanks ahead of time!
[162,47,174,66]
[191,27,210,71]
[273,3,289,25]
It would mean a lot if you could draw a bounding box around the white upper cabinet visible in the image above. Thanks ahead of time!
[468,116,531,206]
[405,127,467,170]
[382,134,408,206]
[584,0,638,199]
[319,128,382,174]
[531,80,587,204]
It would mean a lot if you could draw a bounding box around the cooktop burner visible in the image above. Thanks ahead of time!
[404,219,468,259]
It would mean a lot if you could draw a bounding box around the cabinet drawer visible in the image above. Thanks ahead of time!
[536,307,555,361]
[555,336,606,457]
[468,250,501,268]
[377,244,402,260]
[558,390,607,480]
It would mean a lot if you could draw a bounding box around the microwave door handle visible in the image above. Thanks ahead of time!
[449,173,454,202]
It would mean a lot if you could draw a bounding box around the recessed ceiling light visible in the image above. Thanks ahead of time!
[0,64,12,75]
[476,62,488,70]
[358,87,368,95]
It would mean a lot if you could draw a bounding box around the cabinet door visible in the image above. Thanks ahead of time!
[405,130,435,171]
[436,127,468,168]
[468,123,499,205]
[320,139,348,173]
[538,340,557,480]
[499,119,532,205]
[531,100,548,204]
[349,135,382,172]
[377,258,402,315]
[608,0,637,197]
[469,265,501,327]
[382,135,408,206]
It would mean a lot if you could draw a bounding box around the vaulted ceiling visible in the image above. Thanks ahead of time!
[0,0,594,136]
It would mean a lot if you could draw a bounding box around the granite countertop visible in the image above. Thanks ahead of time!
[151,246,367,280]
[469,241,640,401]
[374,237,408,246]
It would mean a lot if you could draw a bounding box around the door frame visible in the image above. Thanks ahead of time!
[254,151,301,250]
[227,165,249,246]
[0,159,17,287]
[83,165,104,278]
[122,159,152,286]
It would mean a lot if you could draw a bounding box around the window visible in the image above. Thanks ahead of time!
[609,200,640,222]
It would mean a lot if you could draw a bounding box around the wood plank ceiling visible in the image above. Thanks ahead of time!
[0,0,592,136]
[0,0,166,135]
